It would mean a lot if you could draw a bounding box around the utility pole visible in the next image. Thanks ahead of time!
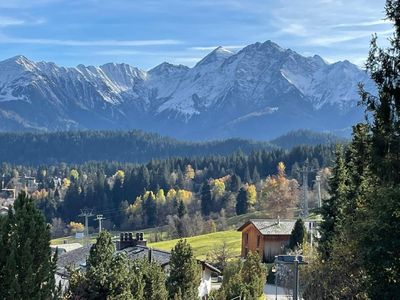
[95,214,105,234]
[309,221,316,252]
[293,257,300,300]
[299,160,317,217]
[315,175,322,208]
[79,208,94,245]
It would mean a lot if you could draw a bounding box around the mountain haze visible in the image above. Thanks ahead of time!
[0,41,375,140]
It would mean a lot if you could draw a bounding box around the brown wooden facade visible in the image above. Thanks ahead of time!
[240,223,291,262]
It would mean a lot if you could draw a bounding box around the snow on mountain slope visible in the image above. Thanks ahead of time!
[0,41,376,139]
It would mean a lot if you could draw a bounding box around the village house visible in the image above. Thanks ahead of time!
[56,232,220,299]
[238,219,312,262]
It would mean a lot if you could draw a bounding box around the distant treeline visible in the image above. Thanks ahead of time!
[270,129,347,149]
[0,129,341,165]
[1,144,335,229]
[0,130,276,164]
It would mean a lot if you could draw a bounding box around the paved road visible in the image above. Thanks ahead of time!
[264,284,292,300]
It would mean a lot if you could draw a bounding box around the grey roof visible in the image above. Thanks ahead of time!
[56,244,91,274]
[121,245,171,267]
[238,219,297,235]
[56,243,221,276]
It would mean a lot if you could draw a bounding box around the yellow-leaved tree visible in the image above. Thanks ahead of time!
[260,162,299,218]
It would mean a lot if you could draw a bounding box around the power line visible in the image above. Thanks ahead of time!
[79,208,94,246]
[298,160,317,217]
[95,214,105,234]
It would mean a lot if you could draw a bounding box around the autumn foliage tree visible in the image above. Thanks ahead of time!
[260,162,299,218]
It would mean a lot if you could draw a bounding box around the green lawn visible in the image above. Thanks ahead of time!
[149,230,242,260]
[51,226,167,246]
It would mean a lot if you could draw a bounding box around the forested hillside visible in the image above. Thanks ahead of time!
[0,129,341,165]
[1,145,334,236]
[0,130,275,164]
[271,129,347,149]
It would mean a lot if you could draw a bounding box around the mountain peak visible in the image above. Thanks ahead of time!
[149,61,189,75]
[0,55,37,74]
[195,46,234,67]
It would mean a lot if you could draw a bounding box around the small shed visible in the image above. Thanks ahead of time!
[238,219,311,262]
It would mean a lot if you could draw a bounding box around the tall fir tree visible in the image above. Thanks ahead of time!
[235,187,248,215]
[357,0,400,295]
[288,218,306,250]
[167,239,201,299]
[318,145,349,259]
[200,182,213,216]
[0,192,56,299]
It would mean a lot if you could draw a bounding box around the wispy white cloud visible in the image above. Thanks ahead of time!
[0,37,183,46]
[308,29,393,46]
[280,24,308,37]
[0,17,25,27]
[0,16,45,27]
[332,19,392,28]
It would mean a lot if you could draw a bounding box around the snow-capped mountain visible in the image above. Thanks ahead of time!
[0,40,375,140]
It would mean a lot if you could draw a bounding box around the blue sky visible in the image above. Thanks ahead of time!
[0,0,393,69]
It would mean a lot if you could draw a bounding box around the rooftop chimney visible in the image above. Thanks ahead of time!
[116,232,147,250]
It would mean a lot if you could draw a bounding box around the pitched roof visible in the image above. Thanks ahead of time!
[121,245,171,267]
[56,243,221,275]
[56,244,91,274]
[237,219,297,235]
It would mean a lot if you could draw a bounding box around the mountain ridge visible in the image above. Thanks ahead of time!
[0,40,375,140]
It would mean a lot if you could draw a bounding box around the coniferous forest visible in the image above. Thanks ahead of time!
[1,144,333,233]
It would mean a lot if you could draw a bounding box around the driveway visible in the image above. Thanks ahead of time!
[264,284,292,300]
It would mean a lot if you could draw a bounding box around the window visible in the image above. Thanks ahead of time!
[257,235,261,248]
[245,233,249,245]
[245,247,248,257]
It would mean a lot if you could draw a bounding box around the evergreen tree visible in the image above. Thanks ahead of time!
[141,260,168,300]
[357,1,400,293]
[200,182,213,216]
[177,199,187,218]
[288,218,306,250]
[0,192,56,299]
[230,174,241,192]
[241,252,266,299]
[235,187,248,215]
[252,167,260,184]
[167,239,200,299]
[318,145,349,259]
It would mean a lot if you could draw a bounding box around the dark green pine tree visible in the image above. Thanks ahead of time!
[235,187,248,215]
[252,167,260,184]
[243,166,252,183]
[200,182,213,216]
[177,199,187,218]
[346,123,374,216]
[318,145,349,259]
[141,260,168,300]
[167,239,201,299]
[288,218,306,250]
[86,231,116,297]
[230,174,241,192]
[357,0,400,296]
[0,192,56,299]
